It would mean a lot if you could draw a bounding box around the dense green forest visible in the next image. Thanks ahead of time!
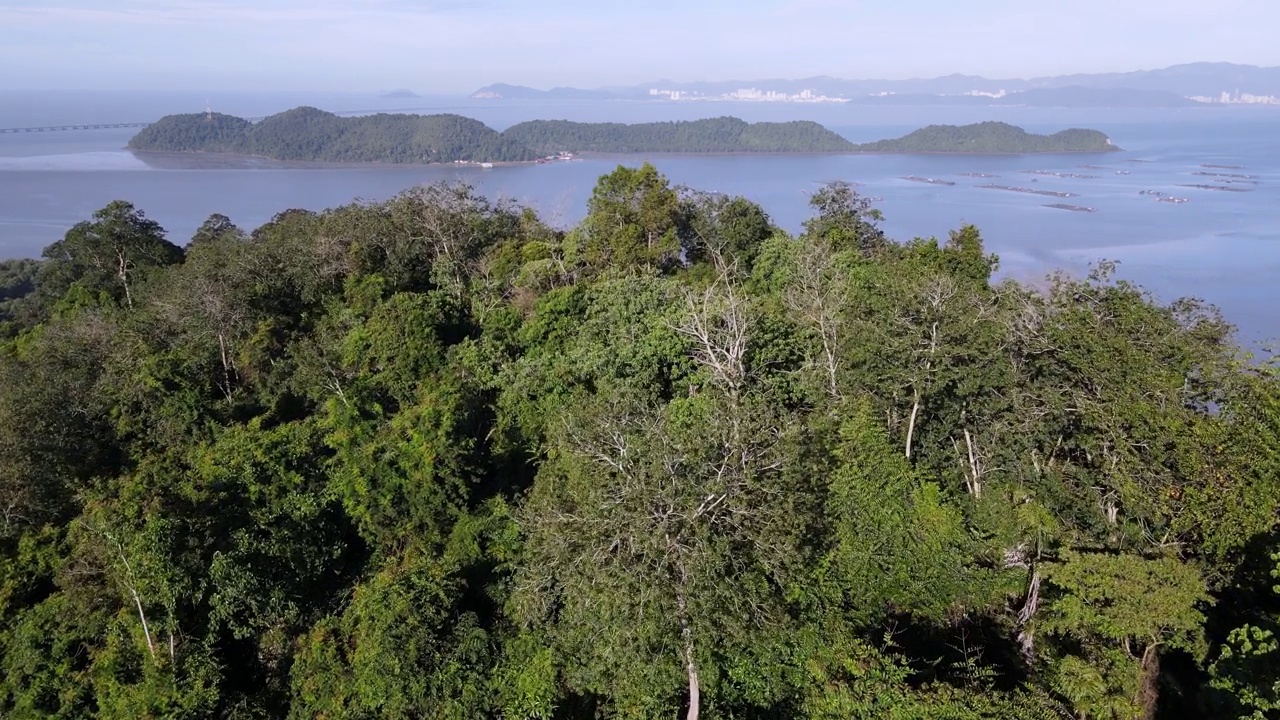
[128,107,538,163]
[2,165,1278,719]
[853,121,1119,153]
[501,117,856,153]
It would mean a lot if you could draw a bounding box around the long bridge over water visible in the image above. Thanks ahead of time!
[0,106,481,135]
[0,122,152,134]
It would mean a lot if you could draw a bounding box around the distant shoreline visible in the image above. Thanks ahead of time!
[126,149,536,170]
[845,149,1121,156]
[129,147,1122,170]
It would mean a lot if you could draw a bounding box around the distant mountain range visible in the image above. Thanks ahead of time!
[471,62,1280,107]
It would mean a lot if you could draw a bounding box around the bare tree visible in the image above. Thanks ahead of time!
[784,239,850,403]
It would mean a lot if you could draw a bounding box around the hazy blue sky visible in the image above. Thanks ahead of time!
[0,0,1275,92]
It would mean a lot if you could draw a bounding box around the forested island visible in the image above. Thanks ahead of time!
[502,117,856,153]
[2,165,1278,719]
[853,121,1119,153]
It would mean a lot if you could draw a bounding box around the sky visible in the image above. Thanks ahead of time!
[0,0,1276,93]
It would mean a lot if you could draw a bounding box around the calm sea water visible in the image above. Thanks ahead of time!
[1,91,1276,344]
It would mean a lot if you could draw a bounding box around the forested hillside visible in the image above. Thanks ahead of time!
[854,121,1119,153]
[1,165,1277,719]
[129,107,538,163]
[501,116,857,153]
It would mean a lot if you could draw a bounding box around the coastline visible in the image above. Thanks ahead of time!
[847,148,1121,156]
[126,149,539,170]
[128,146,1122,169]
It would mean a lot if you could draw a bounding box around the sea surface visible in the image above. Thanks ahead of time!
[1,91,1276,345]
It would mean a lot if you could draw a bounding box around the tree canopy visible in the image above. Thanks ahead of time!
[0,162,1276,720]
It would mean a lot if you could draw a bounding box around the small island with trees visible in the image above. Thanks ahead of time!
[129,109,1119,163]
[852,121,1119,154]
[502,117,856,153]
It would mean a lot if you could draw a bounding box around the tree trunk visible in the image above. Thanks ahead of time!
[1135,643,1161,720]
[130,584,156,660]
[676,587,700,720]
[1014,568,1041,665]
[963,428,981,498]
[111,535,155,661]
[905,389,920,459]
[822,334,839,400]
[670,548,699,720]
[217,332,234,401]
[116,249,133,309]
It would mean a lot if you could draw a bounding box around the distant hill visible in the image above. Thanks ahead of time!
[129,107,538,163]
[1024,62,1280,97]
[474,62,1280,103]
[379,89,421,99]
[502,117,856,153]
[853,122,1119,154]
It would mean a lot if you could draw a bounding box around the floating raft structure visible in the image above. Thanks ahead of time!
[1194,171,1258,180]
[1024,170,1100,179]
[980,184,1077,198]
[902,176,956,186]
[1178,184,1251,193]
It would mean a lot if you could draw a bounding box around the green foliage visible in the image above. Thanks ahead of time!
[1040,551,1209,653]
[1038,551,1211,719]
[854,121,1119,153]
[289,547,494,720]
[1,179,1275,719]
[579,163,685,272]
[188,213,244,247]
[681,191,776,271]
[37,200,183,312]
[1209,548,1280,718]
[802,180,887,255]
[811,404,976,622]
